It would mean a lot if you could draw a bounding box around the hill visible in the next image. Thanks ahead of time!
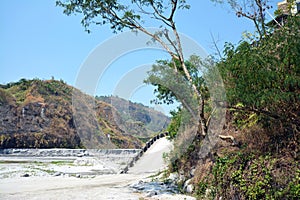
[97,96,170,139]
[0,79,169,149]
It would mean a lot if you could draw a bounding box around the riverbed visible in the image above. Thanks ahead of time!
[0,138,195,200]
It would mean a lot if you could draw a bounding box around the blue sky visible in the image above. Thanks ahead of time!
[0,0,278,115]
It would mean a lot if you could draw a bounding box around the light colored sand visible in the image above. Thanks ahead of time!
[0,174,143,200]
[0,138,195,200]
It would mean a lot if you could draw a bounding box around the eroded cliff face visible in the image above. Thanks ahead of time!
[0,79,145,149]
[0,92,81,148]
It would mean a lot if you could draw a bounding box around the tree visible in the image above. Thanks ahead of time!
[212,0,273,39]
[56,0,209,136]
[218,16,300,146]
[144,56,210,133]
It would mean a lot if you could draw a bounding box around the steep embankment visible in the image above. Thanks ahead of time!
[0,79,168,149]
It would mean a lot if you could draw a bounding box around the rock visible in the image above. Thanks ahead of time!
[120,166,128,174]
[178,170,186,182]
[184,179,190,188]
[53,172,61,176]
[184,179,194,194]
[179,174,186,182]
[186,184,194,193]
[12,149,20,153]
[133,185,145,191]
[145,191,158,197]
[190,168,196,177]
[21,173,30,177]
[76,174,81,178]
[205,188,213,198]
[168,172,179,182]
[77,152,85,157]
[131,180,179,196]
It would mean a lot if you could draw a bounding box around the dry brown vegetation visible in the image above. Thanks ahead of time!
[0,79,149,149]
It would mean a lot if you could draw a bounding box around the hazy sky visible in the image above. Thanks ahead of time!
[0,0,278,115]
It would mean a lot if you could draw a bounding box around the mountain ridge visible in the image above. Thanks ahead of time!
[0,79,169,149]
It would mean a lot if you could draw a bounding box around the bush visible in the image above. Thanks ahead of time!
[210,152,299,200]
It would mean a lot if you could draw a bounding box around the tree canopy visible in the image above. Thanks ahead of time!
[218,15,300,141]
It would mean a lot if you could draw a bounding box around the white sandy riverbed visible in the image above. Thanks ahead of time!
[0,138,195,200]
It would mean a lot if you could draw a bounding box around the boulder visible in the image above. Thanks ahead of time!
[168,172,179,182]
[184,179,194,194]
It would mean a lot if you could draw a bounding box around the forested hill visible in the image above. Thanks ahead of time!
[0,79,169,149]
[97,96,170,138]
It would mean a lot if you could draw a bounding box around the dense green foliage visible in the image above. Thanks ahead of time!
[145,57,208,107]
[218,16,300,139]
[204,153,299,200]
[167,110,182,138]
[145,56,212,140]
[164,14,300,200]
[190,16,300,200]
[220,19,300,110]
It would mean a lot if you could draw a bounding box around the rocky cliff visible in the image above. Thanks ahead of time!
[0,79,169,149]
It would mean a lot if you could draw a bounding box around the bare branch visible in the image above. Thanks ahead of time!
[255,0,266,36]
[139,27,179,60]
[149,1,172,27]
[134,1,153,15]
[168,0,178,20]
[150,1,169,22]
[210,32,223,60]
[163,29,181,61]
